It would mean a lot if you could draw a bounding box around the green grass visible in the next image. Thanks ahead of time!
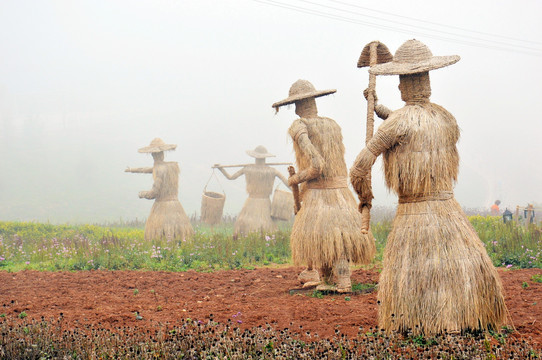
[0,216,540,272]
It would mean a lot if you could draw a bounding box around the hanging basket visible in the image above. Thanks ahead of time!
[201,190,225,225]
[271,189,294,221]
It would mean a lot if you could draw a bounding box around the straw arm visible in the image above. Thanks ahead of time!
[351,127,395,202]
[364,88,391,120]
[288,133,323,186]
[139,175,162,200]
[125,167,153,174]
[274,168,291,189]
[216,166,244,180]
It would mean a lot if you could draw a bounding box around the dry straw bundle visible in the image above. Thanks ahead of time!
[273,80,375,292]
[350,40,506,335]
[270,187,294,221]
[126,138,194,241]
[215,146,290,237]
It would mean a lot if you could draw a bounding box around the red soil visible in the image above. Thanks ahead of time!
[1,267,541,349]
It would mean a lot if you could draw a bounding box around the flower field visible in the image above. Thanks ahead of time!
[0,216,541,359]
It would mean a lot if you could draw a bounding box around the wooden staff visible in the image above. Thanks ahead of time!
[357,41,393,232]
[288,166,301,214]
[212,162,292,168]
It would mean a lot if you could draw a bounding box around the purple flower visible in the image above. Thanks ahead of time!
[25,261,30,265]
[506,264,513,269]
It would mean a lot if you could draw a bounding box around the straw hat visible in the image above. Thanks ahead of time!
[272,79,336,109]
[138,138,177,153]
[369,39,460,75]
[246,145,275,159]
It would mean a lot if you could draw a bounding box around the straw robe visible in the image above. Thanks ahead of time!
[225,165,289,236]
[289,117,376,269]
[351,102,506,335]
[140,161,194,241]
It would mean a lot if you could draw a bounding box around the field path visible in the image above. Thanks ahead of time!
[0,267,541,349]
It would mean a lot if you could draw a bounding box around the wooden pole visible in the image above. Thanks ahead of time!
[288,166,301,214]
[212,162,292,169]
[360,42,379,234]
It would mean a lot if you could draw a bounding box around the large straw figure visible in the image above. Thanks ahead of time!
[350,40,506,335]
[215,146,290,237]
[126,138,194,241]
[273,80,375,292]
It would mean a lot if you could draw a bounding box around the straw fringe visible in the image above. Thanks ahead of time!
[378,198,506,335]
[289,117,375,268]
[144,162,193,241]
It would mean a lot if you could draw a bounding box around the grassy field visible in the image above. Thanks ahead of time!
[0,216,540,271]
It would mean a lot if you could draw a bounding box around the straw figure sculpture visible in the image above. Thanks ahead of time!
[350,40,507,335]
[215,146,290,237]
[126,138,194,241]
[273,80,376,292]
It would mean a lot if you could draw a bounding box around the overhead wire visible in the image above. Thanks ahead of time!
[328,0,542,46]
[298,0,542,52]
[252,0,542,57]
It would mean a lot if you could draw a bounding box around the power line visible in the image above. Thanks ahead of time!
[328,0,542,46]
[300,0,542,52]
[252,0,542,57]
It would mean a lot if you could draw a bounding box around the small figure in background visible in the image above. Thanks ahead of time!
[215,146,290,237]
[491,200,501,216]
[126,138,194,241]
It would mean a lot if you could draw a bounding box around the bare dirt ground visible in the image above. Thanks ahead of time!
[1,267,541,349]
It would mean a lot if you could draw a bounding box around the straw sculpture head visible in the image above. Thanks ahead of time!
[246,145,275,159]
[369,39,460,75]
[272,80,336,113]
[138,138,177,153]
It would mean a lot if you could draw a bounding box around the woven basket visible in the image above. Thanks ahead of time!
[201,191,225,225]
[271,189,294,221]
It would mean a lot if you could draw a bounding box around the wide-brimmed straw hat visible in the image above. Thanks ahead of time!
[272,79,336,109]
[138,138,177,153]
[369,39,460,75]
[246,145,275,159]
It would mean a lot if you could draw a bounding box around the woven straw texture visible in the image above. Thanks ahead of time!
[369,39,459,76]
[350,74,506,335]
[138,138,177,153]
[289,116,375,269]
[270,189,294,221]
[143,162,194,241]
[200,191,225,225]
[272,79,336,110]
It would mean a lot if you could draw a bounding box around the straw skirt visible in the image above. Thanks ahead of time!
[378,197,506,335]
[145,199,194,241]
[234,197,276,236]
[291,187,375,268]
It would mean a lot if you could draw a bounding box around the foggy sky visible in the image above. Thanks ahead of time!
[1,0,541,223]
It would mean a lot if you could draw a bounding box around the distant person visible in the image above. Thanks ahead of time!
[125,138,194,241]
[215,146,290,237]
[491,200,501,216]
[272,79,375,293]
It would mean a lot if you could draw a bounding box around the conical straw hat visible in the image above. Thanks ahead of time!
[369,39,460,75]
[246,145,275,159]
[138,138,177,153]
[272,79,336,109]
